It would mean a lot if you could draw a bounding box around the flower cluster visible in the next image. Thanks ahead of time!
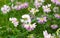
[21,14,31,24]
[1,5,10,14]
[20,14,37,31]
[1,2,28,14]
[37,16,47,24]
[14,2,28,10]
[9,17,19,27]
[22,23,36,31]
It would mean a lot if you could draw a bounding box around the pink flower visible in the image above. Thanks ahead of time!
[22,3,28,8]
[1,5,10,14]
[43,30,51,38]
[34,1,42,8]
[37,17,47,24]
[54,14,60,19]
[51,0,60,5]
[9,17,19,27]
[23,23,36,31]
[15,3,28,10]
[51,24,58,29]
[15,5,23,10]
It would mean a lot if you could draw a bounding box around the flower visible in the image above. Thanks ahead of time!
[9,17,19,27]
[51,24,58,29]
[20,14,31,24]
[14,2,28,10]
[34,0,44,8]
[43,30,51,38]
[1,5,10,14]
[42,4,51,13]
[30,8,39,14]
[22,3,28,8]
[23,23,36,31]
[53,7,59,12]
[20,14,37,31]
[9,18,17,22]
[37,16,47,24]
[13,21,19,27]
[51,0,60,5]
[54,14,60,19]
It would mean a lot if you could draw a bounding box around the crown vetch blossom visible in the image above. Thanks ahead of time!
[42,4,51,13]
[37,16,47,24]
[34,0,45,8]
[9,17,19,27]
[20,14,31,24]
[14,2,28,10]
[22,23,36,31]
[43,30,51,38]
[30,8,39,14]
[51,24,58,29]
[1,5,10,14]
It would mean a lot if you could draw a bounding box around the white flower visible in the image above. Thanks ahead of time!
[22,14,30,18]
[42,4,51,13]
[9,17,19,27]
[23,23,36,31]
[21,14,31,24]
[1,5,10,14]
[30,8,39,14]
[20,19,25,23]
[43,30,51,38]
[47,4,51,7]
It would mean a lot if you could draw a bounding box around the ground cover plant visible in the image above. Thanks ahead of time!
[0,0,60,38]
